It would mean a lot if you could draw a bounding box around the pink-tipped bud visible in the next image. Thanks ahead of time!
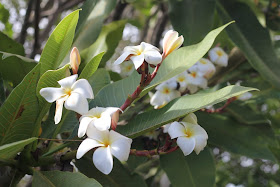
[162,30,184,58]
[70,47,81,74]
[111,111,120,130]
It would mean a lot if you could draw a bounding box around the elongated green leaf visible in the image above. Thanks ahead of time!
[0,31,24,55]
[217,1,280,89]
[0,52,37,86]
[0,77,5,105]
[90,23,233,108]
[118,85,256,138]
[83,20,126,67]
[73,0,116,50]
[79,52,104,79]
[32,171,102,187]
[0,137,37,160]
[0,65,40,145]
[36,64,70,109]
[168,0,216,45]
[76,157,147,187]
[160,148,215,187]
[40,10,79,76]
[197,112,276,161]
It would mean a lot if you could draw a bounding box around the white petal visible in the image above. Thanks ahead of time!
[58,74,78,88]
[168,122,186,139]
[163,124,171,133]
[217,55,228,67]
[177,137,195,156]
[93,147,113,175]
[182,113,198,124]
[40,87,65,103]
[54,96,67,124]
[114,51,131,65]
[76,138,103,159]
[104,107,122,116]
[110,139,131,162]
[163,30,178,54]
[78,117,93,138]
[72,79,94,99]
[141,42,159,51]
[150,91,167,107]
[237,92,252,101]
[192,124,208,138]
[130,54,144,69]
[143,50,162,65]
[64,92,88,114]
[109,130,132,144]
[194,135,207,154]
[87,125,109,142]
[92,113,111,131]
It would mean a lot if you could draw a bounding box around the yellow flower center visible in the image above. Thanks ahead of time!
[64,88,72,96]
[190,72,197,78]
[200,59,207,64]
[178,76,185,82]
[184,129,193,137]
[162,88,170,94]
[125,65,133,71]
[216,50,223,57]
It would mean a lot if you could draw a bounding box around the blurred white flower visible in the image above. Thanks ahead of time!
[114,42,162,69]
[119,61,134,77]
[181,113,198,124]
[175,71,189,92]
[162,30,184,57]
[78,107,121,137]
[234,81,253,101]
[193,58,216,79]
[70,47,81,75]
[40,74,94,124]
[150,81,180,109]
[208,47,228,67]
[187,66,208,89]
[76,125,132,175]
[168,121,208,155]
[162,123,171,133]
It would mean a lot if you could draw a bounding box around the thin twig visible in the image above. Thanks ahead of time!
[18,0,34,44]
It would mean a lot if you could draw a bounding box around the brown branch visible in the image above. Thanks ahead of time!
[30,0,41,58]
[140,6,160,42]
[106,0,128,23]
[201,97,237,113]
[18,0,34,44]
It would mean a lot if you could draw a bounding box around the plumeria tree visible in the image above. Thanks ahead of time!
[1,0,280,186]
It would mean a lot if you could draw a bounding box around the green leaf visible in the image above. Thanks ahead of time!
[0,31,24,55]
[168,0,216,45]
[117,85,256,138]
[160,148,215,187]
[90,23,233,108]
[226,102,270,125]
[83,20,126,67]
[73,0,117,50]
[40,10,79,76]
[76,156,147,187]
[197,112,277,161]
[0,137,37,160]
[36,64,70,109]
[0,77,5,105]
[0,65,40,145]
[0,52,37,86]
[217,1,280,89]
[0,4,12,37]
[79,52,104,80]
[32,170,102,187]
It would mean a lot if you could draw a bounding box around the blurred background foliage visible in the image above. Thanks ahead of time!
[1,0,280,186]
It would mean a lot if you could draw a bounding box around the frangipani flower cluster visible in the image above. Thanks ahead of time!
[40,48,132,175]
[166,113,208,156]
[150,46,229,109]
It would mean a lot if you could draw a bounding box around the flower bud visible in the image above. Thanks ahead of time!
[70,47,81,74]
[162,30,184,58]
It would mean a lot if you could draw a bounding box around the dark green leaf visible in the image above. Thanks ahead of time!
[168,0,216,45]
[0,65,40,145]
[32,170,102,187]
[160,148,215,187]
[217,1,280,89]
[0,31,24,55]
[0,52,37,86]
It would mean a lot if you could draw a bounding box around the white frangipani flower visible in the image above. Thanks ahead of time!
[76,125,132,175]
[119,61,134,77]
[193,58,216,79]
[150,80,180,109]
[175,71,189,92]
[208,47,228,67]
[40,74,94,124]
[168,121,208,156]
[187,66,208,89]
[114,42,162,70]
[78,107,121,137]
[162,30,184,57]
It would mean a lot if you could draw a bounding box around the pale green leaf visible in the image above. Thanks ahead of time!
[79,52,104,80]
[40,10,79,76]
[32,170,102,187]
[160,148,215,187]
[117,85,257,138]
[0,137,37,160]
